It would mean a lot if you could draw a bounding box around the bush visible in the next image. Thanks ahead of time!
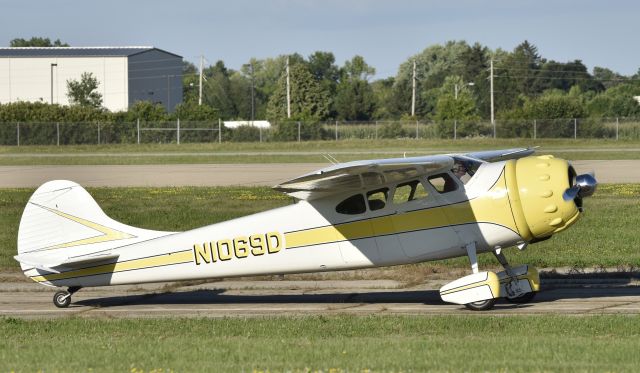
[229,125,262,142]
[273,121,325,141]
[379,121,406,139]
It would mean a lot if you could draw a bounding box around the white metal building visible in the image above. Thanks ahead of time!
[0,47,183,112]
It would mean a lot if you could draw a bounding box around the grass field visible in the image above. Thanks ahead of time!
[2,184,639,271]
[2,138,640,165]
[1,315,639,372]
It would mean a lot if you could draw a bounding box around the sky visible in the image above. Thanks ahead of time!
[1,0,638,78]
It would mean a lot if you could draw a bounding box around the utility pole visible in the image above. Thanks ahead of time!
[198,55,203,106]
[286,56,291,119]
[250,62,255,122]
[490,59,495,137]
[411,60,416,117]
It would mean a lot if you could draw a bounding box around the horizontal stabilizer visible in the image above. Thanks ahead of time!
[14,252,120,273]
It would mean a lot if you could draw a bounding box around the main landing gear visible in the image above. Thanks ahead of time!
[439,242,540,311]
[53,286,82,308]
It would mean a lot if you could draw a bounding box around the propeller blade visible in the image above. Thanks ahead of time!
[563,186,580,201]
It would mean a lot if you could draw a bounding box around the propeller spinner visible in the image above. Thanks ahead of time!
[563,172,597,202]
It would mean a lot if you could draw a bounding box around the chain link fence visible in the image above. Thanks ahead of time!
[1,117,640,145]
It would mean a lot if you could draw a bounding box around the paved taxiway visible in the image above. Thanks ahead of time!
[1,160,638,187]
[1,279,639,318]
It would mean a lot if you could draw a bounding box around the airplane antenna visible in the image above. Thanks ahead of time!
[322,154,337,165]
[327,154,340,164]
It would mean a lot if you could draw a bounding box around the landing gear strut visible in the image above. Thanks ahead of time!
[53,286,82,308]
[463,242,498,311]
[493,249,539,304]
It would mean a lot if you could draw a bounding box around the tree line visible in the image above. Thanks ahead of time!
[185,40,640,123]
[4,37,640,125]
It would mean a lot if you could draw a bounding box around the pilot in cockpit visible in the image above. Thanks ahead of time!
[451,160,471,184]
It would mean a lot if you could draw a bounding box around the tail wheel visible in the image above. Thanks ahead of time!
[507,291,537,304]
[53,291,71,308]
[465,298,497,311]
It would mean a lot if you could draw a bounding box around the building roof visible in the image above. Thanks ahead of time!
[0,46,182,58]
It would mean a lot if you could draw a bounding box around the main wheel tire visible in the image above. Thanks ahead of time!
[507,291,537,304]
[53,291,71,308]
[465,298,497,311]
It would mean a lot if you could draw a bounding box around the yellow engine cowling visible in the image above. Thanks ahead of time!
[505,155,582,242]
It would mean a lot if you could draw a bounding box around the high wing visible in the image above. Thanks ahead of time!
[274,148,536,200]
[274,155,454,200]
[464,147,536,162]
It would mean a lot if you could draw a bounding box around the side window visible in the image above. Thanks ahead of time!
[336,194,366,215]
[393,180,430,204]
[367,188,389,211]
[428,173,458,193]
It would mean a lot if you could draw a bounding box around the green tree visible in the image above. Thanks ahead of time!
[172,101,218,121]
[593,67,626,89]
[126,101,168,122]
[371,77,395,119]
[391,41,470,118]
[182,61,199,104]
[10,37,69,47]
[203,61,238,118]
[266,63,329,121]
[587,83,640,117]
[434,76,480,137]
[66,72,103,108]
[334,56,376,120]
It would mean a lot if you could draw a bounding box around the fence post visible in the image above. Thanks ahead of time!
[574,118,577,139]
[616,117,619,141]
[56,122,60,146]
[137,118,140,144]
[298,121,301,142]
[493,121,496,139]
[218,119,222,143]
[335,120,338,141]
[259,126,262,143]
[533,120,537,140]
[16,122,20,146]
[97,123,101,145]
[454,120,457,140]
[375,121,378,140]
[177,118,180,144]
[415,120,419,139]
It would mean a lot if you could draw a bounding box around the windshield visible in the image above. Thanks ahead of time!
[451,156,483,185]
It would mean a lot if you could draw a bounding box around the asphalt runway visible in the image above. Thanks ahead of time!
[2,279,639,318]
[1,160,638,187]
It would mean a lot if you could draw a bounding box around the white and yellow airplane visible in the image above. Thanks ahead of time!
[15,148,596,310]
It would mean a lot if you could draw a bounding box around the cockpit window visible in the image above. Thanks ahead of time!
[393,180,430,204]
[367,188,389,211]
[451,157,483,185]
[336,194,366,215]
[428,173,458,193]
